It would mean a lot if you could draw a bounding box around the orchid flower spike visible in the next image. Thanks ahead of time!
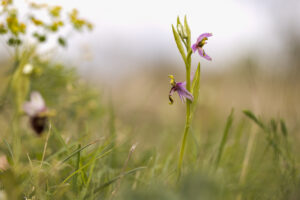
[192,33,212,61]
[23,91,48,135]
[168,75,194,105]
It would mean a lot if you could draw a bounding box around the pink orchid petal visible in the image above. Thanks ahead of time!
[197,48,204,57]
[196,33,212,43]
[192,43,197,53]
[177,83,194,102]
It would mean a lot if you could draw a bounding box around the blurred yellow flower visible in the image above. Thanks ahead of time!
[49,6,62,17]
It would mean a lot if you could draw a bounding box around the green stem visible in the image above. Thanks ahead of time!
[178,45,192,179]
[12,114,21,164]
[73,144,81,192]
[178,101,191,179]
[236,126,257,200]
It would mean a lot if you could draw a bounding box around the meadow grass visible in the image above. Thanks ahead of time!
[0,55,299,199]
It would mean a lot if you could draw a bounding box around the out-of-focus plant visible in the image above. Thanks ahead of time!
[0,0,92,51]
[240,110,297,199]
[0,0,93,121]
[0,0,94,165]
[0,2,115,199]
[169,16,212,178]
[0,1,92,111]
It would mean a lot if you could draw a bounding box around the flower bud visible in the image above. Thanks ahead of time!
[177,23,187,39]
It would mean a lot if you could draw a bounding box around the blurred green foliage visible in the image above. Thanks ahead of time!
[0,51,299,200]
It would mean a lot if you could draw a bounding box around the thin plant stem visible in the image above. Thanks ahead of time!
[178,104,191,179]
[111,143,138,199]
[215,109,234,169]
[177,44,192,179]
[11,111,22,164]
[236,126,257,200]
[72,144,81,192]
[40,123,52,168]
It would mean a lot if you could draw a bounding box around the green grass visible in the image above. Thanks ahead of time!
[0,52,299,200]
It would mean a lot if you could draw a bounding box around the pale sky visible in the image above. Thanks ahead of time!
[2,0,290,79]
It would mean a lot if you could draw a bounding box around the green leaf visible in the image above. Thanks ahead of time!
[172,25,186,65]
[7,38,22,46]
[184,15,191,48]
[93,167,146,195]
[177,16,182,26]
[280,119,288,137]
[0,26,7,34]
[39,35,47,42]
[191,63,201,112]
[72,144,81,191]
[59,140,98,165]
[215,109,234,168]
[243,110,265,130]
[58,37,67,47]
[33,32,39,38]
[61,148,113,185]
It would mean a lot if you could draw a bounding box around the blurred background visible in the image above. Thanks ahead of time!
[0,0,300,144]
[1,0,299,75]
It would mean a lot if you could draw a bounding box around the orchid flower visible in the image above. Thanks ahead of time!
[168,75,193,104]
[192,33,212,61]
[23,91,47,117]
[23,91,48,135]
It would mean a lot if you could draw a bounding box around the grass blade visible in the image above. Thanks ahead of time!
[3,139,14,160]
[72,144,81,192]
[215,109,234,168]
[280,119,288,137]
[59,140,99,165]
[62,148,113,184]
[93,167,147,195]
[243,110,265,130]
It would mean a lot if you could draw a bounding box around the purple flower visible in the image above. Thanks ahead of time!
[23,91,48,135]
[192,33,212,61]
[169,75,193,104]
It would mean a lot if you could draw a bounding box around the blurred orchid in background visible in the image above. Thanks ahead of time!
[192,33,212,61]
[23,91,49,135]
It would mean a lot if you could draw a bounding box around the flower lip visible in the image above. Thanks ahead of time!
[30,115,48,135]
[168,75,194,104]
[198,48,212,61]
